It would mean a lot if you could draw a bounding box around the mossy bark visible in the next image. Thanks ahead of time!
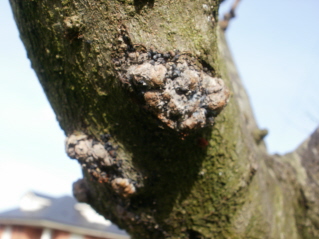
[9,0,319,238]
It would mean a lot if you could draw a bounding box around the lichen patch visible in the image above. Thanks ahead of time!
[112,33,230,131]
[65,133,137,197]
[111,178,136,198]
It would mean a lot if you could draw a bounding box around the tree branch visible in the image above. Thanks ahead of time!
[9,0,319,238]
[219,0,241,31]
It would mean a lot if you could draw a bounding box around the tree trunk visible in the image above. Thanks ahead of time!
[9,0,319,238]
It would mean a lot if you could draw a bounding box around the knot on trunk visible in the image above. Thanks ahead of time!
[112,31,230,132]
[65,133,137,198]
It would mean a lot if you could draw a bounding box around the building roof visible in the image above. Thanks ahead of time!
[0,192,129,239]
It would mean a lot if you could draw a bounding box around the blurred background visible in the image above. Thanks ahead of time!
[0,0,318,212]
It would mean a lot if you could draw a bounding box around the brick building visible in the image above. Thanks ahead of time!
[0,192,129,239]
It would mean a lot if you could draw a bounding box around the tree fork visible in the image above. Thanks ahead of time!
[9,0,319,238]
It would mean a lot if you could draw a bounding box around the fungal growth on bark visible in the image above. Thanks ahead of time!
[112,28,230,131]
[111,178,136,198]
[63,15,84,41]
[65,133,137,197]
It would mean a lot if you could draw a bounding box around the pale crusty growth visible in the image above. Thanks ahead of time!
[127,63,167,88]
[63,15,81,30]
[65,133,112,166]
[125,57,230,130]
[113,32,229,130]
[65,133,137,197]
[111,178,136,198]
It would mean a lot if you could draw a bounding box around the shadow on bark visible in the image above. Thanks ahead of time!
[108,92,212,220]
[133,0,155,13]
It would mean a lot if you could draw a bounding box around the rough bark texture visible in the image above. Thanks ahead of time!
[9,0,319,238]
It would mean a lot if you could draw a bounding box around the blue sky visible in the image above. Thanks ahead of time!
[0,0,318,211]
[0,1,82,211]
[220,0,319,152]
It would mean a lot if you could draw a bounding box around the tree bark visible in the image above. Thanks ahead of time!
[9,0,319,238]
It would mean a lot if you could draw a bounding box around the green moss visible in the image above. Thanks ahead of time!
[61,0,70,6]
